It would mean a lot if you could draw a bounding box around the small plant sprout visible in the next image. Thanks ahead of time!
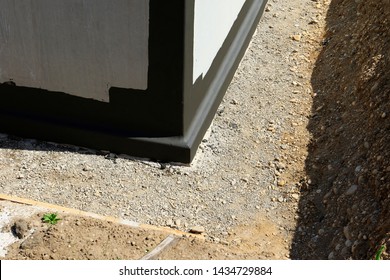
[42,213,61,225]
[375,245,386,260]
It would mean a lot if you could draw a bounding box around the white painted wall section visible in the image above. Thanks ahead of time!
[0,0,149,102]
[193,0,246,83]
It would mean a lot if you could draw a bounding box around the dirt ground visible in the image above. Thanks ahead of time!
[0,0,389,260]
[4,213,167,260]
[290,0,389,260]
[0,200,289,260]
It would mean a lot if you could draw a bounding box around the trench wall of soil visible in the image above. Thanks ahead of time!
[292,0,389,259]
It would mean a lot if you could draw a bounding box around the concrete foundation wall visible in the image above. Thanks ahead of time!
[193,0,246,82]
[0,0,267,163]
[0,0,149,102]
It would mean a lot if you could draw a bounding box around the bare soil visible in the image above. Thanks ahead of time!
[0,201,289,260]
[4,214,167,260]
[0,0,389,260]
[291,0,390,260]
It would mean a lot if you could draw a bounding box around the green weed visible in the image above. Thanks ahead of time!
[375,245,386,260]
[42,213,61,225]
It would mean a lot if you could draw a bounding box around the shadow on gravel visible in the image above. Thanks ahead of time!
[291,0,389,259]
[0,133,134,161]
[0,133,103,155]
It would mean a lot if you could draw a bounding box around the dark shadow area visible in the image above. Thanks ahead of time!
[0,83,180,138]
[0,131,181,167]
[291,0,389,259]
[0,132,119,158]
